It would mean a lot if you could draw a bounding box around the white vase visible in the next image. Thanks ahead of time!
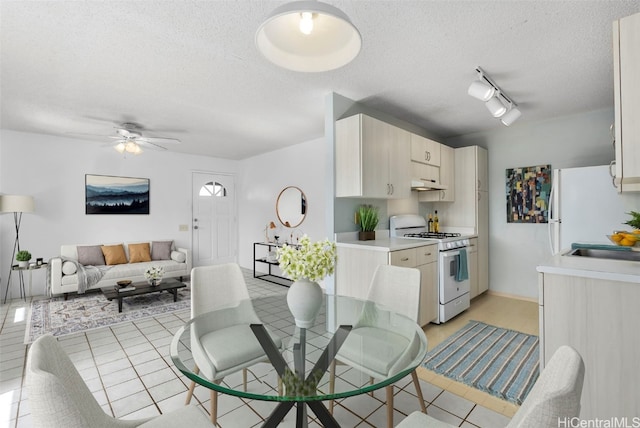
[147,277,163,286]
[287,278,323,329]
[17,261,29,268]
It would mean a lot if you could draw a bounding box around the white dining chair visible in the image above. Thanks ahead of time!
[184,263,282,425]
[26,334,211,428]
[329,264,427,428]
[396,345,585,428]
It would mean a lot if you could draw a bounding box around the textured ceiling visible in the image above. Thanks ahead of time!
[1,1,638,159]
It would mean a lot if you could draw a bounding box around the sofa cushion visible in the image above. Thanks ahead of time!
[77,245,105,266]
[62,261,78,275]
[171,250,186,263]
[129,243,152,263]
[151,241,172,260]
[101,244,127,265]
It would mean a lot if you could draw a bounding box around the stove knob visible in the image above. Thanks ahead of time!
[446,242,452,249]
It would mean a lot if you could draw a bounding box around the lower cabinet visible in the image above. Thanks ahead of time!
[539,271,640,419]
[468,238,479,298]
[336,244,438,326]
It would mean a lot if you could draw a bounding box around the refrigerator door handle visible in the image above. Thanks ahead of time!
[548,178,559,255]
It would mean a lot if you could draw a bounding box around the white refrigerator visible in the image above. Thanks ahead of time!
[549,165,640,254]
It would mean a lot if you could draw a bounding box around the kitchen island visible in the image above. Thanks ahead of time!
[537,251,640,420]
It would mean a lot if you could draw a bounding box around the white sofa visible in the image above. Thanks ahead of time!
[50,241,191,297]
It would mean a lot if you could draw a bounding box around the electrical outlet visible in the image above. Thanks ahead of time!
[179,224,188,231]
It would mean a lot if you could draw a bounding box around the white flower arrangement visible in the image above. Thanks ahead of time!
[276,235,337,282]
[144,266,165,281]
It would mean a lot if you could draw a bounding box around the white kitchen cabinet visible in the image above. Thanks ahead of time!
[476,190,489,294]
[411,134,440,166]
[418,144,455,202]
[335,243,438,325]
[613,12,640,192]
[538,271,640,419]
[415,245,438,325]
[467,237,479,298]
[437,146,489,295]
[335,114,411,199]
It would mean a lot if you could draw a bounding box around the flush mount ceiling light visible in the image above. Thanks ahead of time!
[468,67,522,126]
[255,0,362,72]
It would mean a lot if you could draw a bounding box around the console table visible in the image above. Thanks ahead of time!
[3,263,48,304]
[253,242,295,286]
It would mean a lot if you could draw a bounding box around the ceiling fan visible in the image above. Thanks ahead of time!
[108,122,181,154]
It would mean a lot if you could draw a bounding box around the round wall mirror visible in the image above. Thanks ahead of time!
[276,186,307,228]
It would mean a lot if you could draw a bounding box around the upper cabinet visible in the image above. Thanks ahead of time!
[613,12,640,192]
[335,114,411,199]
[411,134,440,166]
[418,144,455,202]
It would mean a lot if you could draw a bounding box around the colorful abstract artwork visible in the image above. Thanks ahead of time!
[506,165,551,223]
[85,174,150,214]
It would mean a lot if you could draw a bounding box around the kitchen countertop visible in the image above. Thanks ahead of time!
[537,250,640,283]
[336,237,440,252]
[336,235,477,252]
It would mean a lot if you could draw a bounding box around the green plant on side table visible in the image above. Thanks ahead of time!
[357,204,379,241]
[16,250,32,268]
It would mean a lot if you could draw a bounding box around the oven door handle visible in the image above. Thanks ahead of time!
[441,250,461,258]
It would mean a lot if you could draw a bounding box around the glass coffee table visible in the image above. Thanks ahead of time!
[102,277,186,312]
[170,294,428,427]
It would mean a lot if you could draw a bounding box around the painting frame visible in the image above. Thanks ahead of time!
[506,164,551,224]
[85,174,150,215]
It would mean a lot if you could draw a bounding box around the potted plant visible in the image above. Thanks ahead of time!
[357,205,379,241]
[16,250,32,268]
[144,265,165,286]
[624,211,640,232]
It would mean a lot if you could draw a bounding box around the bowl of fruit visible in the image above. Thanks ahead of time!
[608,232,639,247]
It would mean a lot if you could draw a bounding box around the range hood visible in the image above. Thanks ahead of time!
[411,179,447,191]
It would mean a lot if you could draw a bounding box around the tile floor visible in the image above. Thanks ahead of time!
[0,272,537,428]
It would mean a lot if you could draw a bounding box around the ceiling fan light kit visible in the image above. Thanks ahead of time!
[468,67,521,126]
[114,140,143,155]
[255,0,362,72]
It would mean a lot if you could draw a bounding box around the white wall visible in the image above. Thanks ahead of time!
[446,107,640,299]
[237,137,328,274]
[0,129,237,299]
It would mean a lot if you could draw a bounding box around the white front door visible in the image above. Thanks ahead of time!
[192,172,237,266]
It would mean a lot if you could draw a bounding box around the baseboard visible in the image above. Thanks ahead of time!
[485,289,538,303]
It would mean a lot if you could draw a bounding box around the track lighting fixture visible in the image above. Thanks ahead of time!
[468,67,521,126]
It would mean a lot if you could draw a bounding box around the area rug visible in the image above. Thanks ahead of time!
[422,320,539,405]
[25,288,190,344]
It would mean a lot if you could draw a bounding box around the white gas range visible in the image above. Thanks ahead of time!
[390,214,471,324]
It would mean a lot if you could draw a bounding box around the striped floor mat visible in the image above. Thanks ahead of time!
[422,320,539,405]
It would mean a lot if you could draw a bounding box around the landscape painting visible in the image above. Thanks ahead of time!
[506,164,551,223]
[85,174,150,214]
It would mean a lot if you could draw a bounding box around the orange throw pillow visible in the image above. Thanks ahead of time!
[128,243,151,263]
[101,244,127,265]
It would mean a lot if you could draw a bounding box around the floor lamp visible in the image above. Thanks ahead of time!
[1,195,35,303]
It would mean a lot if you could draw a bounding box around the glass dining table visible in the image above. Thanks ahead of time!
[170,294,428,428]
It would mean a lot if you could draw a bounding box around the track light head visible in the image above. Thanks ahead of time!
[468,79,495,101]
[501,106,522,126]
[485,95,507,118]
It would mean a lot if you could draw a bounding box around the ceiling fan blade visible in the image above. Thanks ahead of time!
[136,140,169,150]
[66,132,114,138]
[139,136,181,144]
